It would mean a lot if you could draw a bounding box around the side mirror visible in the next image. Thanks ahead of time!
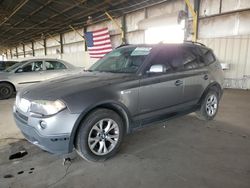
[148,64,166,73]
[16,68,23,73]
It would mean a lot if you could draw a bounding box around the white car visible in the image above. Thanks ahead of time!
[0,58,81,99]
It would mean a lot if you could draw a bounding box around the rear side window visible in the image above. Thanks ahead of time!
[44,61,66,70]
[146,45,209,73]
[181,47,200,70]
[6,61,16,68]
[147,46,200,72]
[0,62,5,69]
[200,48,216,65]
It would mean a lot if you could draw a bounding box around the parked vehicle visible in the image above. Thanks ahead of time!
[0,58,80,99]
[0,60,19,71]
[14,42,224,162]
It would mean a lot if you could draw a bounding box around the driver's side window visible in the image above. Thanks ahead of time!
[21,61,43,72]
[146,47,175,74]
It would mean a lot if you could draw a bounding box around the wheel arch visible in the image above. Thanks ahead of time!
[198,82,223,105]
[0,81,16,92]
[68,101,132,153]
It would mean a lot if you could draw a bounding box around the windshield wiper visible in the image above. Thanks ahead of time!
[84,69,94,72]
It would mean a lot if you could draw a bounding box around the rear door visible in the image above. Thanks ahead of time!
[43,60,67,80]
[178,46,210,106]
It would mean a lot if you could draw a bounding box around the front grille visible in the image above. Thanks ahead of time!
[15,110,28,123]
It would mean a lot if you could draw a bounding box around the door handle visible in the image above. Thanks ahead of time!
[203,74,208,80]
[175,80,183,86]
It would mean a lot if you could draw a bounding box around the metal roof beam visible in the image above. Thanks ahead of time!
[3,1,111,44]
[0,0,29,27]
[0,0,55,37]
[4,0,87,40]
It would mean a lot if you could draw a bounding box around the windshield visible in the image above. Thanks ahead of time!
[4,61,26,72]
[89,46,152,73]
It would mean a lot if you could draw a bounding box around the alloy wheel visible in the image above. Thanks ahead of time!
[88,118,119,156]
[206,94,218,116]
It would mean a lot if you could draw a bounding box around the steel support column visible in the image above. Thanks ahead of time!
[10,48,13,59]
[121,15,127,44]
[83,26,87,51]
[219,0,223,14]
[194,0,200,40]
[31,41,35,56]
[44,38,47,56]
[184,0,198,42]
[16,46,18,58]
[59,33,64,54]
[23,43,26,57]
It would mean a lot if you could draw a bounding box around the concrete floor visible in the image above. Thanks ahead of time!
[0,89,250,188]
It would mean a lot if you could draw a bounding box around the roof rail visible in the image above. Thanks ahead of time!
[184,40,206,47]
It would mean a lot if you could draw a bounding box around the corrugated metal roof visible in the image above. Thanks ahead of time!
[0,0,168,49]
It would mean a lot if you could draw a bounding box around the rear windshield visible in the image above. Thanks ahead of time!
[4,62,22,72]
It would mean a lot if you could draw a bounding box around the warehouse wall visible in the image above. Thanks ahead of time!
[201,36,250,89]
[198,0,250,89]
[5,0,250,89]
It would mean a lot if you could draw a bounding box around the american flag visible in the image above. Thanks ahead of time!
[85,28,113,58]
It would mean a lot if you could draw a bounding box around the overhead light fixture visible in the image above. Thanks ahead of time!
[87,16,92,25]
[41,33,45,40]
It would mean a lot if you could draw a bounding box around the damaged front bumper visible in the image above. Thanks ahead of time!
[13,106,79,154]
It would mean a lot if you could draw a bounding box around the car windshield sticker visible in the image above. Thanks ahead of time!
[131,47,152,56]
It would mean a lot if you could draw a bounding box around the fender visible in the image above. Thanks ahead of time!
[68,100,132,153]
[0,81,16,91]
[198,82,223,105]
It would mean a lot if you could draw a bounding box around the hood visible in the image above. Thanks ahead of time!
[20,72,136,100]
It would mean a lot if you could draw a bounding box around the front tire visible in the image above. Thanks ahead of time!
[0,83,14,100]
[196,90,219,121]
[75,108,124,162]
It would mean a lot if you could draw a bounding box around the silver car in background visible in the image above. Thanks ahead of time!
[0,58,81,99]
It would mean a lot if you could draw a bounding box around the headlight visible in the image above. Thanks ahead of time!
[30,100,66,116]
[16,95,31,113]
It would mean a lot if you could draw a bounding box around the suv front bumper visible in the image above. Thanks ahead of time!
[13,107,79,154]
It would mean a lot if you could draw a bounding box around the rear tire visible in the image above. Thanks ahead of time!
[0,83,14,100]
[75,108,124,162]
[196,89,219,121]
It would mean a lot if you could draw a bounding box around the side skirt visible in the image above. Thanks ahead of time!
[131,106,199,132]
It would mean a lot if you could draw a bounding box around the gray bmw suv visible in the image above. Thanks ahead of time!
[14,42,224,162]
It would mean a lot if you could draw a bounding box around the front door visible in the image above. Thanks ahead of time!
[14,60,45,89]
[139,73,184,117]
[137,46,184,123]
